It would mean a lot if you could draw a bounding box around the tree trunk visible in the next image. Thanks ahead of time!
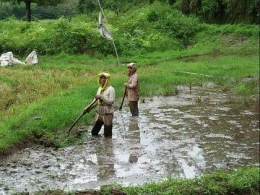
[24,0,32,22]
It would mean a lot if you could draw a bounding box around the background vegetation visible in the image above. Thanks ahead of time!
[0,0,259,24]
[0,2,259,56]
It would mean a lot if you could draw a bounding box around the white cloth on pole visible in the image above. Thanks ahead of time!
[98,12,113,41]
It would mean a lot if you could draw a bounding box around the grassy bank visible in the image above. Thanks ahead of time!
[21,166,259,195]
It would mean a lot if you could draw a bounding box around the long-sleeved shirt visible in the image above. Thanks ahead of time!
[126,72,140,101]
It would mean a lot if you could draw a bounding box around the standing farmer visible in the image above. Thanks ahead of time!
[124,62,140,116]
[83,72,115,137]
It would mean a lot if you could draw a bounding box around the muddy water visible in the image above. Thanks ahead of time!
[0,83,259,194]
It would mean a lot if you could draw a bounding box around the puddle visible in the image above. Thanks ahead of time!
[0,83,259,194]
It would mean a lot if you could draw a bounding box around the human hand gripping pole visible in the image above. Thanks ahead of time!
[119,87,127,110]
[67,99,98,134]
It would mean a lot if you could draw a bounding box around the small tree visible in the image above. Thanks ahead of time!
[179,0,191,14]
[0,0,65,21]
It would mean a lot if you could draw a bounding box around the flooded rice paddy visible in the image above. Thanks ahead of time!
[0,83,259,194]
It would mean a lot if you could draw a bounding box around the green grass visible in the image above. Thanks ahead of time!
[0,50,259,152]
[28,166,259,195]
[112,167,259,195]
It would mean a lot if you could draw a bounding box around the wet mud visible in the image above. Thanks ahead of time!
[0,83,259,194]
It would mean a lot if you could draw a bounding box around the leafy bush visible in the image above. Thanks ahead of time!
[0,3,258,57]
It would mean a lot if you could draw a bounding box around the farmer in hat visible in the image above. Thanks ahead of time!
[83,72,115,137]
[124,62,140,116]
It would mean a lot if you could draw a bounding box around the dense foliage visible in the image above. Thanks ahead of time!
[0,0,67,21]
[0,2,258,57]
[0,3,200,56]
[0,0,259,24]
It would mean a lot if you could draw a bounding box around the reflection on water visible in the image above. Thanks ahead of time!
[93,137,116,180]
[0,83,259,194]
[127,117,140,163]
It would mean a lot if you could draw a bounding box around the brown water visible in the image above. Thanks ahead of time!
[0,83,259,194]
